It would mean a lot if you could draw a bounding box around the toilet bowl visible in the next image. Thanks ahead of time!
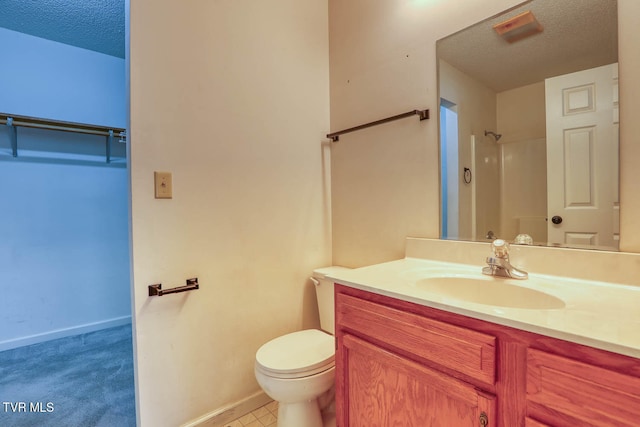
[255,329,335,427]
[254,267,350,427]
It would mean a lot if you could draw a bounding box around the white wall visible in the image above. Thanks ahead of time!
[618,0,640,251]
[0,29,129,350]
[0,27,125,127]
[329,1,512,267]
[497,82,548,243]
[439,60,500,242]
[497,82,546,145]
[129,1,331,425]
[330,0,640,268]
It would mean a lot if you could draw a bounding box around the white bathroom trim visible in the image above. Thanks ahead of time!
[0,315,132,352]
[181,390,272,427]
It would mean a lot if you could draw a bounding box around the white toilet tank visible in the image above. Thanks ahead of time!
[311,266,351,335]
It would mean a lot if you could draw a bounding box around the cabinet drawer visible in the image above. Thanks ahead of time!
[525,417,550,427]
[336,293,496,385]
[527,348,640,426]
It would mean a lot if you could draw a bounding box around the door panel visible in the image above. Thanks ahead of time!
[546,63,618,249]
[340,333,496,427]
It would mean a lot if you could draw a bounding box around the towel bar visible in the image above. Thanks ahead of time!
[149,278,199,296]
[326,109,429,142]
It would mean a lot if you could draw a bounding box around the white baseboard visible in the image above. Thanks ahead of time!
[181,391,272,427]
[0,316,132,352]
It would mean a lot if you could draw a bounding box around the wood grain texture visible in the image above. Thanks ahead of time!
[337,292,496,385]
[343,333,496,427]
[526,348,640,426]
[334,285,640,427]
[525,417,551,427]
[495,340,527,427]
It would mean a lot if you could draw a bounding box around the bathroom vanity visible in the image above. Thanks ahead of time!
[329,241,640,427]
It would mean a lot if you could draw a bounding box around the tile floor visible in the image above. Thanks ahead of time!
[223,401,278,427]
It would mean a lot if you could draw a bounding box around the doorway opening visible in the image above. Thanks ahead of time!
[0,1,134,425]
[440,100,459,239]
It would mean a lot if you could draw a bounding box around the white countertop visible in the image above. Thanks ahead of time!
[328,257,640,359]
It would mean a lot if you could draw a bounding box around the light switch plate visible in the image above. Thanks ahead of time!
[154,171,172,199]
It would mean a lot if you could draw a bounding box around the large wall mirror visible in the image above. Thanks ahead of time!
[438,0,619,251]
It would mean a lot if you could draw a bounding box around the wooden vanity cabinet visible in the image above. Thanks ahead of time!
[335,284,640,427]
[335,286,498,427]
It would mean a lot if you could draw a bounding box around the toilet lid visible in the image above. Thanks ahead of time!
[256,329,335,378]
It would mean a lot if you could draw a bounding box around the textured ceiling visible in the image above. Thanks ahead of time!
[438,0,618,93]
[0,0,125,58]
[0,0,616,82]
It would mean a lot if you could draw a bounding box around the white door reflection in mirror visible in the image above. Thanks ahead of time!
[546,63,619,249]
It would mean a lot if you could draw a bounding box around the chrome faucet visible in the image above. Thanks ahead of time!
[482,239,528,279]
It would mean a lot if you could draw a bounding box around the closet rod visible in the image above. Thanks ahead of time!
[0,113,126,140]
[327,109,429,142]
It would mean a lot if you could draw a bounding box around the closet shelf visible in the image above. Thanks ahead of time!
[1,112,126,163]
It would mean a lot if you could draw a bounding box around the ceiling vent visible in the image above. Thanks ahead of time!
[493,10,543,43]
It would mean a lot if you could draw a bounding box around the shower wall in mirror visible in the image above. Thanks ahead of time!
[438,0,619,251]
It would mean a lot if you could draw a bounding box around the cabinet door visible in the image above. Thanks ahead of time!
[338,333,496,427]
[527,348,640,426]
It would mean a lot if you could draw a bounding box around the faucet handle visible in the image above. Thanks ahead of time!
[491,239,510,258]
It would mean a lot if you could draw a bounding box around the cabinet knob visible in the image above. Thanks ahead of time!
[479,412,488,427]
[551,215,563,224]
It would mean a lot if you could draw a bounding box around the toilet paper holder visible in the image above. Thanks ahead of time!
[149,278,199,296]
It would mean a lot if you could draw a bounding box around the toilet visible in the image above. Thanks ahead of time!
[254,266,350,427]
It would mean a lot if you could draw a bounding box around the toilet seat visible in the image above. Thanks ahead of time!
[255,329,335,379]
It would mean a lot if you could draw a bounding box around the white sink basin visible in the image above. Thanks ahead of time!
[412,275,565,310]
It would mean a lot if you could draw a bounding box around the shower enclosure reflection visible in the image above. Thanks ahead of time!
[438,0,619,250]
